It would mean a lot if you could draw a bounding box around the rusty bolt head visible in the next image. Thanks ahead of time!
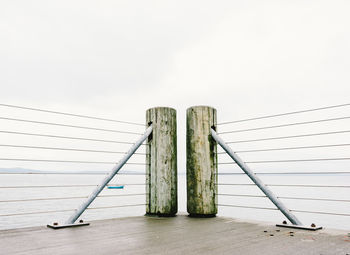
[311,223,316,227]
[53,222,58,226]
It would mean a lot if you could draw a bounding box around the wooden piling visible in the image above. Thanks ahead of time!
[187,106,217,217]
[146,107,177,216]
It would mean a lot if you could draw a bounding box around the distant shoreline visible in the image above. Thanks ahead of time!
[0,168,349,175]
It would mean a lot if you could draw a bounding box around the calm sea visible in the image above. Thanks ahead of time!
[0,173,349,231]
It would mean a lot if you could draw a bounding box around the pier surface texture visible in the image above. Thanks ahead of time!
[0,215,349,255]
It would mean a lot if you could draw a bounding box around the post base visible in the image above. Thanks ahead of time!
[276,224,322,231]
[145,213,177,217]
[188,213,216,218]
[47,222,90,229]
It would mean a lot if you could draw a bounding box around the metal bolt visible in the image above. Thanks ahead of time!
[53,222,58,226]
[282,220,287,225]
[311,223,316,227]
[79,220,84,223]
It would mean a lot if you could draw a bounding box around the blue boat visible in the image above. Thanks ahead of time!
[107,185,124,189]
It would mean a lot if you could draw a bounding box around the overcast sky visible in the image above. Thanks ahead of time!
[1,1,350,172]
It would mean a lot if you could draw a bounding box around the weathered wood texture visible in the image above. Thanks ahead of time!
[187,106,217,216]
[146,107,177,216]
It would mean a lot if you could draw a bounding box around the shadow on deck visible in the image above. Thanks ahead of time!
[0,215,349,255]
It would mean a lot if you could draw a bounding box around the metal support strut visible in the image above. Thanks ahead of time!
[48,125,153,229]
[210,129,303,226]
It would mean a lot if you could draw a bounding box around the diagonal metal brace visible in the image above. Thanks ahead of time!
[211,128,303,226]
[47,125,153,229]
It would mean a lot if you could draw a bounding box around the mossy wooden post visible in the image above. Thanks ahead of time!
[146,107,177,216]
[187,106,217,217]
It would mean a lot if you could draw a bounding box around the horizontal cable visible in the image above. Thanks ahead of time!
[0,172,146,175]
[217,172,350,175]
[218,157,350,164]
[219,204,350,216]
[108,183,146,186]
[278,196,350,203]
[218,116,350,134]
[0,193,146,203]
[116,172,146,175]
[218,204,278,211]
[98,193,146,197]
[0,130,138,145]
[291,209,350,217]
[216,183,350,188]
[0,103,144,126]
[0,158,146,165]
[218,143,350,154]
[0,116,142,135]
[0,184,98,188]
[218,194,266,198]
[0,183,146,188]
[0,209,75,217]
[226,130,350,144]
[0,144,146,155]
[216,183,256,186]
[218,193,350,203]
[216,172,245,175]
[218,102,350,125]
[0,196,88,203]
[268,184,350,188]
[86,204,146,210]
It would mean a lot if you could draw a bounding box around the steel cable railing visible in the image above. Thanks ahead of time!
[0,204,148,218]
[225,130,350,144]
[0,194,146,203]
[217,204,350,217]
[218,157,350,164]
[0,144,147,155]
[0,130,141,145]
[216,103,350,229]
[218,194,350,202]
[0,103,144,126]
[0,103,148,230]
[86,204,147,210]
[0,158,146,165]
[218,116,350,134]
[0,116,142,135]
[0,172,146,175]
[218,102,350,125]
[0,183,146,188]
[217,183,350,188]
[217,143,350,154]
[217,171,350,175]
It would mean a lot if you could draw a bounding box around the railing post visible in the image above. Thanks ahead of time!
[186,106,217,217]
[48,125,153,229]
[146,107,177,216]
[210,128,304,226]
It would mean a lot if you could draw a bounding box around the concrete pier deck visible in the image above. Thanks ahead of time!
[0,215,349,255]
